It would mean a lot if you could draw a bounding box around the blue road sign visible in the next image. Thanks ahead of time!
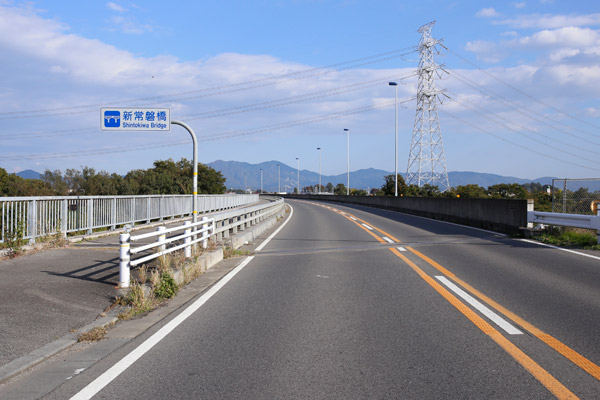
[104,110,121,128]
[100,107,170,131]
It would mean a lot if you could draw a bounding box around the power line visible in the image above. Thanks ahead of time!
[0,97,415,161]
[446,47,600,131]
[0,47,417,120]
[439,110,596,171]
[447,93,600,167]
[448,69,600,144]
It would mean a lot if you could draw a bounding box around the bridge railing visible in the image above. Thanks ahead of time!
[0,194,259,244]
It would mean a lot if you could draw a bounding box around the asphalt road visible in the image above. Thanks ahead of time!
[22,199,600,398]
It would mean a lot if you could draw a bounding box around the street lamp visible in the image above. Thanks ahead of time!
[389,82,398,197]
[296,157,300,194]
[243,172,247,193]
[317,147,322,194]
[344,128,349,195]
[277,163,280,193]
[260,168,263,194]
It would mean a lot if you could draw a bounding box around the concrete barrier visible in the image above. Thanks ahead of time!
[284,195,528,235]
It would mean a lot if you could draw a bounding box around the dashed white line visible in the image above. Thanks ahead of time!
[435,276,522,335]
[397,247,407,252]
[350,217,357,221]
[382,237,394,244]
[362,223,374,230]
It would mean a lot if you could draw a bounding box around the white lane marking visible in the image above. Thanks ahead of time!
[67,368,86,381]
[255,204,294,252]
[382,237,394,244]
[520,239,600,261]
[435,276,523,335]
[397,247,407,252]
[349,217,357,221]
[362,223,374,230]
[72,255,263,398]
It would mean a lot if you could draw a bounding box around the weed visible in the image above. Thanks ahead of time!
[538,228,599,250]
[154,271,178,299]
[223,246,251,259]
[137,264,148,285]
[3,221,26,257]
[118,280,155,320]
[78,326,107,342]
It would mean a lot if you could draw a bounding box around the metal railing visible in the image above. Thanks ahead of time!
[528,208,600,244]
[0,194,258,244]
[118,197,285,287]
[552,178,600,214]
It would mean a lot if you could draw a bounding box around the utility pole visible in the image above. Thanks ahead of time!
[406,20,450,192]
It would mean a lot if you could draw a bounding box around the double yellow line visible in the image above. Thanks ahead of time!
[316,203,599,399]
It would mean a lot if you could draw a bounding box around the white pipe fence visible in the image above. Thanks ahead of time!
[118,197,284,288]
[0,194,258,244]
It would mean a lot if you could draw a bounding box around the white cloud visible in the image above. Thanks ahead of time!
[106,2,126,13]
[515,27,600,48]
[513,2,526,8]
[476,7,500,18]
[107,15,153,34]
[497,13,600,29]
[464,40,506,63]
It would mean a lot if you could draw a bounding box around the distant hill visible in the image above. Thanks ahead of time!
[12,163,557,192]
[16,170,41,180]
[207,160,557,192]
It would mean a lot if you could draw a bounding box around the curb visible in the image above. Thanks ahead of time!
[0,203,287,385]
[0,310,120,385]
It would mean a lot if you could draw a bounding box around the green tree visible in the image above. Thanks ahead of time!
[326,182,334,193]
[334,183,347,195]
[487,183,527,199]
[455,184,488,199]
[381,174,407,196]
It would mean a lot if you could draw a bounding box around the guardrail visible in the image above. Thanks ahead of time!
[0,194,258,244]
[527,210,600,244]
[118,197,285,288]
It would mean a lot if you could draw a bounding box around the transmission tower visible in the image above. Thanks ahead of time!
[406,21,450,192]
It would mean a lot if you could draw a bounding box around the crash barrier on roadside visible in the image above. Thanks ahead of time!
[0,194,259,244]
[118,196,284,288]
[527,210,600,244]
[283,194,527,235]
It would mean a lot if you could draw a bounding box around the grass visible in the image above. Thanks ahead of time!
[538,228,600,250]
[78,326,108,342]
[223,246,252,259]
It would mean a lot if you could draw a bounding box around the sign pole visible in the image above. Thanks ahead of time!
[171,120,198,229]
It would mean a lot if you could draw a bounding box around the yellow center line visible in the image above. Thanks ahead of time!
[389,248,578,400]
[407,246,600,382]
[309,202,581,399]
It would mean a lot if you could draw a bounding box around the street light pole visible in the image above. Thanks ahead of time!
[389,82,398,197]
[296,157,300,194]
[243,172,247,193]
[260,168,263,194]
[171,120,197,226]
[277,163,280,193]
[317,147,321,194]
[344,128,350,195]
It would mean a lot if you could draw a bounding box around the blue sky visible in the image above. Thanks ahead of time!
[1,0,599,182]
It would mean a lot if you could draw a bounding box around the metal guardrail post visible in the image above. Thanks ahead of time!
[158,226,167,263]
[184,221,192,258]
[119,232,131,288]
[201,216,209,249]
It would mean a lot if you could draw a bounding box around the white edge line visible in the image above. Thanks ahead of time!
[73,204,296,398]
[255,204,294,252]
[70,255,256,399]
[435,276,522,335]
[519,239,600,261]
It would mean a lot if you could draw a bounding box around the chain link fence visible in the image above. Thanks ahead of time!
[552,178,600,215]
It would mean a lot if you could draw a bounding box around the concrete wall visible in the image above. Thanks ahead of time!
[283,195,528,235]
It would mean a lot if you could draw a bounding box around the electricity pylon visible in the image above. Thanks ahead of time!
[406,21,450,192]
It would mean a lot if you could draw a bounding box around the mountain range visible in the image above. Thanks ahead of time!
[13,162,556,192]
[206,160,555,192]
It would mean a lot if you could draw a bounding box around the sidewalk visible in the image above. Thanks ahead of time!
[0,202,288,385]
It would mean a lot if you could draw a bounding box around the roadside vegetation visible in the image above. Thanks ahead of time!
[537,228,600,250]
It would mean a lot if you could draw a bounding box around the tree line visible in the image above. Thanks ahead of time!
[0,159,226,197]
